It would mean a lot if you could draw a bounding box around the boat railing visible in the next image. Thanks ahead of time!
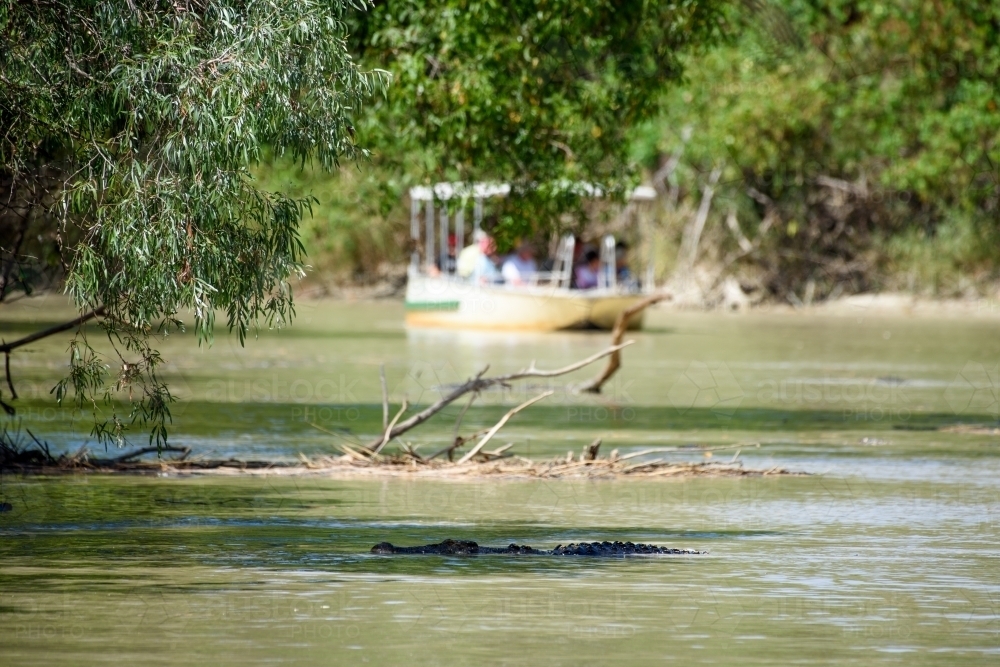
[409,182,655,291]
[551,234,575,289]
[409,267,576,291]
[598,234,617,291]
[407,227,639,295]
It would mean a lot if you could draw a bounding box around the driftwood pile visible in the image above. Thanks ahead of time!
[285,442,794,479]
[0,446,794,478]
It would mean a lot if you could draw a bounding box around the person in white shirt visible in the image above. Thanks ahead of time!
[501,242,537,286]
[457,230,487,278]
[473,236,502,284]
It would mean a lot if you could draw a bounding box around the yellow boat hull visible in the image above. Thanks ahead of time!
[405,275,647,331]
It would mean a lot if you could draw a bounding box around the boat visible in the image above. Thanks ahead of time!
[404,182,656,331]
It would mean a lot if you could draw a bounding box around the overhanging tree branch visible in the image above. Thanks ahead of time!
[0,306,106,355]
[1,306,106,408]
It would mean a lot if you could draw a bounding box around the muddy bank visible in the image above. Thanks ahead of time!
[656,284,1000,318]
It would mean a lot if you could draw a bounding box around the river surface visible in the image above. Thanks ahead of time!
[1,298,998,665]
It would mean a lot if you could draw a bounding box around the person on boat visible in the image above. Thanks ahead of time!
[615,241,639,291]
[574,249,601,289]
[501,242,537,286]
[473,235,503,285]
[444,233,458,274]
[457,230,487,278]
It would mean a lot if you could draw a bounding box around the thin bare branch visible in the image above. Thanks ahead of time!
[362,343,632,450]
[371,400,408,455]
[456,391,554,464]
[618,442,759,461]
[426,426,491,462]
[452,389,478,442]
[577,294,670,393]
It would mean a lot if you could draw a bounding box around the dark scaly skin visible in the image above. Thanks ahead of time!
[370,539,701,556]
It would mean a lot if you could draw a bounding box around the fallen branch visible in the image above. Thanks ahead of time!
[577,294,670,393]
[400,441,424,462]
[425,426,491,462]
[456,391,554,464]
[337,442,372,462]
[307,421,374,457]
[618,442,759,461]
[428,386,484,461]
[371,400,408,455]
[1,449,800,478]
[483,443,514,458]
[363,342,632,450]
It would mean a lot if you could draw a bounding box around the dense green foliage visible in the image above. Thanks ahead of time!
[265,1,998,294]
[0,0,384,446]
[349,0,727,243]
[253,157,411,285]
[637,0,1000,298]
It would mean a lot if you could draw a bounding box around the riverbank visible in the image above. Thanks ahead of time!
[6,287,1000,321]
[715,291,1000,319]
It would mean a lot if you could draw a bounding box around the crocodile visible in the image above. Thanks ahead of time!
[370,538,701,556]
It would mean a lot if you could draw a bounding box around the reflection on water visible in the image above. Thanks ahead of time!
[1,301,999,664]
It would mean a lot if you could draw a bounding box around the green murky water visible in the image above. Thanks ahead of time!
[1,298,998,664]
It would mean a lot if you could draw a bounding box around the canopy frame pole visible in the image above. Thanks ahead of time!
[599,234,617,291]
[424,198,435,273]
[642,207,655,293]
[439,205,449,273]
[410,196,420,269]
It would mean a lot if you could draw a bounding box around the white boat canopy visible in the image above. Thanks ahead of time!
[409,181,657,202]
